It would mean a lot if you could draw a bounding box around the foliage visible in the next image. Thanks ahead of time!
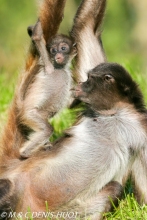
[104,194,147,220]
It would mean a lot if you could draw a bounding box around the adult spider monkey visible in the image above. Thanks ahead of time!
[1,63,147,219]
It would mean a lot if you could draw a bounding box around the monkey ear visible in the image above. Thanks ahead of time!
[124,86,130,94]
[72,43,77,55]
[120,83,130,95]
[73,43,77,47]
[73,43,77,51]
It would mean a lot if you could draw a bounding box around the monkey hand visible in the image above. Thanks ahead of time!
[42,141,53,151]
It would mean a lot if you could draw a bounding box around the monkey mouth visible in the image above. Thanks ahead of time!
[55,53,64,64]
[70,87,83,98]
[55,59,63,64]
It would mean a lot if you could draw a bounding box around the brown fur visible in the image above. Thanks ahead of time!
[39,0,66,43]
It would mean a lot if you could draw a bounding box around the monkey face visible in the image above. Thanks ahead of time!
[73,63,144,111]
[49,42,70,66]
[47,34,77,69]
[73,71,118,110]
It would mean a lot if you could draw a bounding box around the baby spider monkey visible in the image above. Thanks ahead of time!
[19,20,77,158]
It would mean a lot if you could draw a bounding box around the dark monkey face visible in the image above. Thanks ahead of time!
[73,63,145,111]
[47,34,77,69]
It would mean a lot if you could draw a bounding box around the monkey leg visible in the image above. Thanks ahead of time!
[60,181,123,220]
[28,20,53,74]
[19,109,53,158]
[20,128,52,158]
[84,181,123,220]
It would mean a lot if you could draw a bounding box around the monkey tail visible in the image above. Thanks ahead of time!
[0,101,21,163]
[39,0,66,42]
[94,0,107,34]
[71,0,106,35]
[0,58,41,164]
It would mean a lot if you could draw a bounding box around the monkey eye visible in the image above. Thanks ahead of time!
[61,46,70,53]
[59,43,69,53]
[50,48,57,55]
[104,74,114,82]
[61,47,66,51]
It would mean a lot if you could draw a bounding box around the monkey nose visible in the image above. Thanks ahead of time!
[55,53,64,64]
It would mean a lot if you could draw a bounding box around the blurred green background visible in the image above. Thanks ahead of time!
[0,0,147,124]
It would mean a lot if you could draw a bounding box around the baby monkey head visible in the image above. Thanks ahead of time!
[47,34,77,69]
[73,63,145,112]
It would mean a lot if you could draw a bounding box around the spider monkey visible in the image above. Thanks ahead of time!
[18,0,106,158]
[0,63,147,219]
[19,19,77,158]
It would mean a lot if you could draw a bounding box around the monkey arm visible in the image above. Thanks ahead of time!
[25,0,66,71]
[29,20,54,74]
[70,0,107,82]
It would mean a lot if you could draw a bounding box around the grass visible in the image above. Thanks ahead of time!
[104,194,147,220]
[123,61,147,103]
[0,69,17,129]
[1,62,147,219]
